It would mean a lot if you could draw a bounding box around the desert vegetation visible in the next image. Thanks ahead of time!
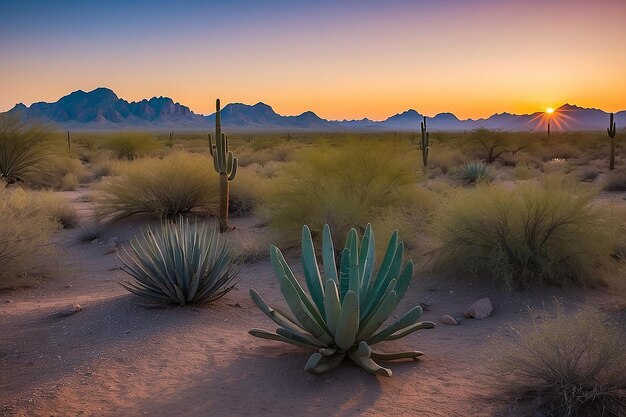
[1,121,625,416]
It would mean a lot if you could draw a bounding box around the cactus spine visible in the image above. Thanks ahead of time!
[420,116,429,167]
[209,98,238,232]
[608,113,616,171]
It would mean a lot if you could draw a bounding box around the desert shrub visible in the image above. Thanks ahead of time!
[491,305,626,417]
[433,181,614,288]
[511,162,538,180]
[465,128,524,163]
[0,185,61,286]
[604,170,626,192]
[94,153,219,221]
[579,166,599,182]
[229,165,268,216]
[543,158,569,174]
[118,218,236,305]
[261,140,424,246]
[101,133,160,160]
[0,116,53,184]
[458,161,493,184]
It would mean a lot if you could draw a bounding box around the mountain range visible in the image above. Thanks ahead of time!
[4,88,625,132]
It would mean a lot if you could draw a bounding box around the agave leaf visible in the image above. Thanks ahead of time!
[393,260,413,303]
[334,290,359,351]
[301,225,325,315]
[362,242,404,316]
[250,289,324,347]
[248,329,318,350]
[321,224,338,284]
[270,246,327,329]
[359,224,376,306]
[382,321,435,342]
[370,230,398,292]
[339,248,350,301]
[323,279,341,335]
[347,229,360,298]
[276,328,328,348]
[353,341,372,358]
[367,305,424,345]
[347,352,392,377]
[279,273,334,345]
[370,350,424,361]
[357,289,397,340]
[304,352,345,375]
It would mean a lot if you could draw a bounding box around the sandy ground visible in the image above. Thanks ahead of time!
[1,190,625,417]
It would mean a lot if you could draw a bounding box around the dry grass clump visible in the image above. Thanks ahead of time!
[457,161,494,184]
[511,162,538,180]
[491,304,626,417]
[604,170,626,192]
[94,153,219,221]
[261,140,426,246]
[7,187,78,228]
[0,184,62,287]
[433,179,615,288]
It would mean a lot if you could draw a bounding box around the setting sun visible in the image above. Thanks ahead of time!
[546,108,555,113]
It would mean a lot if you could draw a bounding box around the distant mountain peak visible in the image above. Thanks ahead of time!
[3,87,624,131]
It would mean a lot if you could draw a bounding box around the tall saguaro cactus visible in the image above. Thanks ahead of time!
[419,116,429,167]
[608,113,616,171]
[209,98,238,232]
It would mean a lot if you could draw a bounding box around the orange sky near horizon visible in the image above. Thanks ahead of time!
[0,0,625,120]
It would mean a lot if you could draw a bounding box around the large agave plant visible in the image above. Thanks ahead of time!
[249,224,435,376]
[118,218,236,305]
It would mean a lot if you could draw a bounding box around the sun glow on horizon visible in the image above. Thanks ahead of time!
[546,108,555,114]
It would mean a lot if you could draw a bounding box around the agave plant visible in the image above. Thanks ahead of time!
[118,218,236,305]
[459,161,493,184]
[249,224,435,376]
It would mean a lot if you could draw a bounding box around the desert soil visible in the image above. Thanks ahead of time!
[1,190,624,417]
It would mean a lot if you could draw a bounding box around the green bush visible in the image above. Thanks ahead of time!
[492,304,625,417]
[94,153,219,221]
[261,140,424,246]
[433,181,615,288]
[119,218,236,305]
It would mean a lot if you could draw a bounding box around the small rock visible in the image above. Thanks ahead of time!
[464,298,493,319]
[440,314,458,325]
[4,300,12,303]
[56,303,82,318]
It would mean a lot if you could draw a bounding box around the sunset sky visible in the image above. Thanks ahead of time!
[1,0,625,120]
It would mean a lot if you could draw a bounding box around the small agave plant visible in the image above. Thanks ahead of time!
[118,218,236,305]
[249,224,435,376]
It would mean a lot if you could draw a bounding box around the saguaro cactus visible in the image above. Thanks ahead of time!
[419,116,429,167]
[209,98,238,232]
[608,113,616,171]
